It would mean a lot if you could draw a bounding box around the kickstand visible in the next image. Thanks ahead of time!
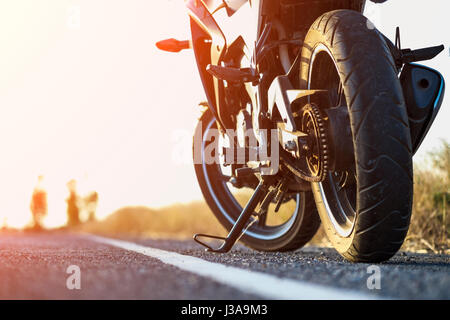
[193,180,270,253]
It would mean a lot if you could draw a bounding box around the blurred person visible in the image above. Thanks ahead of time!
[66,179,80,226]
[84,191,98,222]
[30,175,47,229]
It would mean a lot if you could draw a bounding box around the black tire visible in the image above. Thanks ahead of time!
[193,109,321,252]
[300,10,413,262]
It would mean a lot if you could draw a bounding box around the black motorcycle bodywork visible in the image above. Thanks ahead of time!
[186,0,444,150]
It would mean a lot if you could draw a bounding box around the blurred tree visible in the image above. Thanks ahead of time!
[30,175,47,229]
[66,179,80,226]
[84,191,98,222]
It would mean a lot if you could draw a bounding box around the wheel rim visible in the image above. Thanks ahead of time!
[308,44,357,237]
[200,116,302,241]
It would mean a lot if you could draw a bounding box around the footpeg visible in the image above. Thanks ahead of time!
[235,166,259,178]
[391,27,444,66]
[206,64,259,84]
[400,44,444,64]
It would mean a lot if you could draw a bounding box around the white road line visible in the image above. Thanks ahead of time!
[88,235,376,300]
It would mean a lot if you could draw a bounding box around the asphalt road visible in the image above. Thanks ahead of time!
[0,232,448,299]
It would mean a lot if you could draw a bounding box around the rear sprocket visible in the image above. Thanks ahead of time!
[299,103,329,182]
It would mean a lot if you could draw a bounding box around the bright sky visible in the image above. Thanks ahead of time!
[0,0,448,228]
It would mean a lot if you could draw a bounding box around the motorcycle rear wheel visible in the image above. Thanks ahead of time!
[301,10,413,262]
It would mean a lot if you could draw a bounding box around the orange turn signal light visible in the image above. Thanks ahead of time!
[156,38,191,53]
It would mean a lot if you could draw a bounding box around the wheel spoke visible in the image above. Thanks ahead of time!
[219,173,232,182]
[337,82,345,107]
[258,212,267,227]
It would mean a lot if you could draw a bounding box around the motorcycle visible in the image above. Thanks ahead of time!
[156,0,445,262]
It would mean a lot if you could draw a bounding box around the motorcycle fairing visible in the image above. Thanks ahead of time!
[187,0,227,128]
